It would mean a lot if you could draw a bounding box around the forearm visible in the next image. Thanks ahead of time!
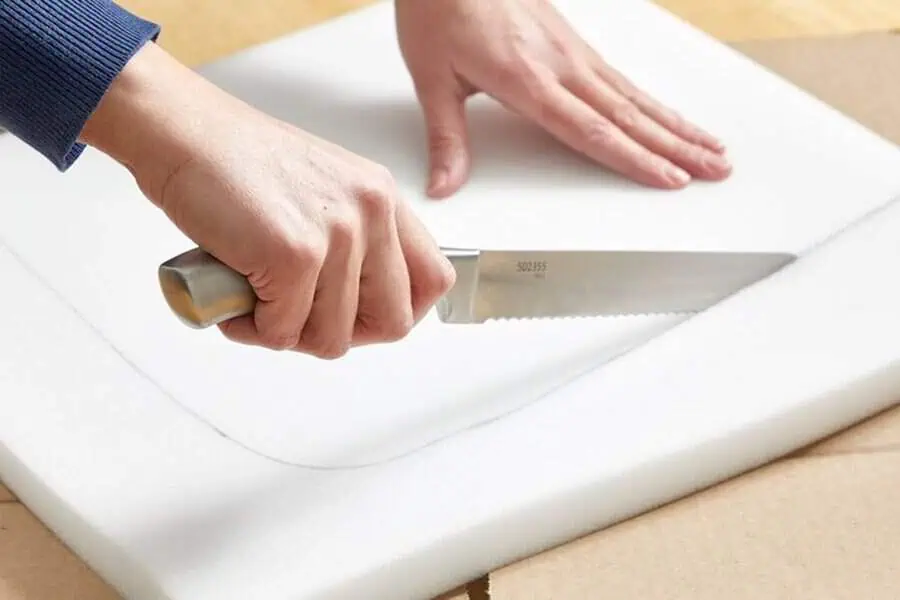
[0,0,159,170]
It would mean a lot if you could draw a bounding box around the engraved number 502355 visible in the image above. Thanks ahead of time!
[516,260,548,274]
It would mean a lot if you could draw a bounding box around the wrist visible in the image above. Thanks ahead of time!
[79,41,236,201]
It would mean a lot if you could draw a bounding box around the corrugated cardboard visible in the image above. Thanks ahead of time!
[434,577,490,600]
[804,403,900,455]
[0,505,120,600]
[490,452,900,599]
[1,31,900,600]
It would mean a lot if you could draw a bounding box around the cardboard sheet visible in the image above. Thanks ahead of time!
[0,505,120,600]
[805,404,900,454]
[490,452,900,599]
[435,591,469,600]
[3,6,900,600]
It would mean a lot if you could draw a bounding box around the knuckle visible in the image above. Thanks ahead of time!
[328,214,358,249]
[609,102,641,131]
[417,261,457,302]
[277,234,327,270]
[514,73,559,122]
[298,324,352,359]
[498,53,543,92]
[531,93,557,122]
[674,143,708,165]
[312,342,351,360]
[216,320,242,343]
[428,129,462,155]
[665,108,686,129]
[356,168,396,220]
[360,187,394,221]
[379,311,415,342]
[548,36,576,63]
[434,264,457,296]
[498,53,527,79]
[258,330,299,351]
[371,163,396,188]
[617,84,643,105]
[246,266,277,296]
[521,69,552,103]
[658,109,690,137]
[583,120,617,147]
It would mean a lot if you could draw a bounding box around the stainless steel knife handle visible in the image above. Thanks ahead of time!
[158,247,256,329]
[158,246,482,328]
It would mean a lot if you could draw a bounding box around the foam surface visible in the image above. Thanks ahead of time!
[1,1,900,599]
[1,0,899,466]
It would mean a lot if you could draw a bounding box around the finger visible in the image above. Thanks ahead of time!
[564,69,731,181]
[500,72,691,188]
[218,243,323,350]
[418,87,472,199]
[353,219,414,346]
[591,58,727,154]
[395,200,456,323]
[295,222,362,359]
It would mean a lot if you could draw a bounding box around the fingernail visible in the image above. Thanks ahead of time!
[428,169,449,196]
[667,165,691,186]
[438,253,456,280]
[704,152,732,175]
[440,252,454,271]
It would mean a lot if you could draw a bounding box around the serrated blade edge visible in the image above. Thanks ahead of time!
[435,249,796,323]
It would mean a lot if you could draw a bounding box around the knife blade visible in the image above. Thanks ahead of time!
[157,246,795,328]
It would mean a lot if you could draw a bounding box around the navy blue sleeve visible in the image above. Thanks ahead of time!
[0,0,161,171]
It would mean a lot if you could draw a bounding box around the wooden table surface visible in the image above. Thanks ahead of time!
[111,0,900,65]
[3,1,900,599]
[655,0,900,41]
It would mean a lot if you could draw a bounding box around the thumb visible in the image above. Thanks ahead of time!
[419,88,470,199]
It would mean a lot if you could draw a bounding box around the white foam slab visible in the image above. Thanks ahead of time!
[1,0,900,598]
[1,0,900,468]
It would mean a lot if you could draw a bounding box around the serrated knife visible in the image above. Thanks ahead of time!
[157,245,795,328]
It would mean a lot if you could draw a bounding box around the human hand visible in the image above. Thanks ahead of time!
[395,0,731,198]
[81,42,455,357]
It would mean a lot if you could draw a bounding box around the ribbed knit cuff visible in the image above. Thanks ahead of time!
[0,0,161,171]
